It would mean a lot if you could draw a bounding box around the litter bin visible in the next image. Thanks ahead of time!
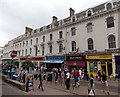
[47,74,52,81]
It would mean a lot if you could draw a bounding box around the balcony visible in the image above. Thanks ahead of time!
[47,40,53,45]
[40,42,45,46]
[105,48,120,53]
[34,44,38,47]
[56,38,64,43]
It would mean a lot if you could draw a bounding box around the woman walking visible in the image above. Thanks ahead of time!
[88,74,95,96]
[101,71,109,95]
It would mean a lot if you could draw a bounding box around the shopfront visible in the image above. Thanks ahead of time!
[20,57,45,68]
[65,55,86,70]
[115,55,120,75]
[44,56,65,71]
[86,55,112,77]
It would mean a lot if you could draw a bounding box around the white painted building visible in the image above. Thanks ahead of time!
[2,0,120,76]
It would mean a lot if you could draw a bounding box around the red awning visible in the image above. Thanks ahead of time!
[20,57,44,61]
[65,61,86,67]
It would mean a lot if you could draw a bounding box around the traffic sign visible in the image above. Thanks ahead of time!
[89,89,95,96]
[10,50,17,58]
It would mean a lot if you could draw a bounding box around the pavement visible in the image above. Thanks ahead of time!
[25,77,119,95]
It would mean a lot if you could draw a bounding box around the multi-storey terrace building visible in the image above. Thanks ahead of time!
[2,0,120,77]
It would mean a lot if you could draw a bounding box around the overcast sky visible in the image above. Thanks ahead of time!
[0,0,110,47]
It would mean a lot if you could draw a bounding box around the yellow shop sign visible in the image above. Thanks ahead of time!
[86,55,112,59]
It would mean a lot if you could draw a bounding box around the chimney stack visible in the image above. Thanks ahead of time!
[25,27,33,34]
[52,16,58,23]
[69,8,75,17]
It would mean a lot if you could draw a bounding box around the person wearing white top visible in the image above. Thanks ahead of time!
[79,68,82,80]
[65,70,70,90]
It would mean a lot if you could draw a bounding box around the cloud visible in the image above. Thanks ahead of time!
[0,0,108,47]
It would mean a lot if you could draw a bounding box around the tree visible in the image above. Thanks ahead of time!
[21,61,34,69]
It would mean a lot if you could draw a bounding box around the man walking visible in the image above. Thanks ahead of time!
[38,70,44,91]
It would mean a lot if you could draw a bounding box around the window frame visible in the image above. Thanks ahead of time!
[108,35,116,48]
[50,34,53,41]
[87,23,93,32]
[88,38,94,50]
[107,3,112,10]
[26,41,28,46]
[88,10,92,16]
[42,45,44,56]
[59,43,63,53]
[71,27,76,36]
[49,44,52,54]
[30,48,32,54]
[30,39,32,45]
[59,31,63,39]
[43,36,45,42]
[71,41,76,51]
[106,17,114,28]
[36,38,38,44]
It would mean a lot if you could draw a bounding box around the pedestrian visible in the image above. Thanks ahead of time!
[55,70,59,83]
[38,70,44,91]
[101,71,109,94]
[88,74,95,96]
[65,70,71,90]
[97,70,101,81]
[28,76,34,91]
[115,73,119,81]
[86,71,89,81]
[73,68,79,87]
[81,69,85,79]
[61,69,65,86]
[79,68,82,80]
[26,77,29,92]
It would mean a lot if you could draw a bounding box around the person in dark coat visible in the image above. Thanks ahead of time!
[38,70,44,91]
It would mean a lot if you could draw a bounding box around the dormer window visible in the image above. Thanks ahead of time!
[107,3,112,10]
[88,10,92,16]
[72,17,75,22]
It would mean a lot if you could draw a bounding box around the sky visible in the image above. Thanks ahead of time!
[0,0,111,47]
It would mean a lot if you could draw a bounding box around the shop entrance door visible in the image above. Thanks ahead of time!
[101,65,106,73]
[101,62,106,74]
[107,63,112,76]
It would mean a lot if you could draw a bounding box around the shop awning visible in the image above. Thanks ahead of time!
[65,61,86,67]
[44,60,64,63]
[2,59,18,61]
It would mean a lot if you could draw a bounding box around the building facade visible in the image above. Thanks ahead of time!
[2,0,120,76]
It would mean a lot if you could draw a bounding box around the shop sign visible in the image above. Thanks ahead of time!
[20,57,44,61]
[46,56,65,61]
[86,55,112,59]
[66,56,85,61]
